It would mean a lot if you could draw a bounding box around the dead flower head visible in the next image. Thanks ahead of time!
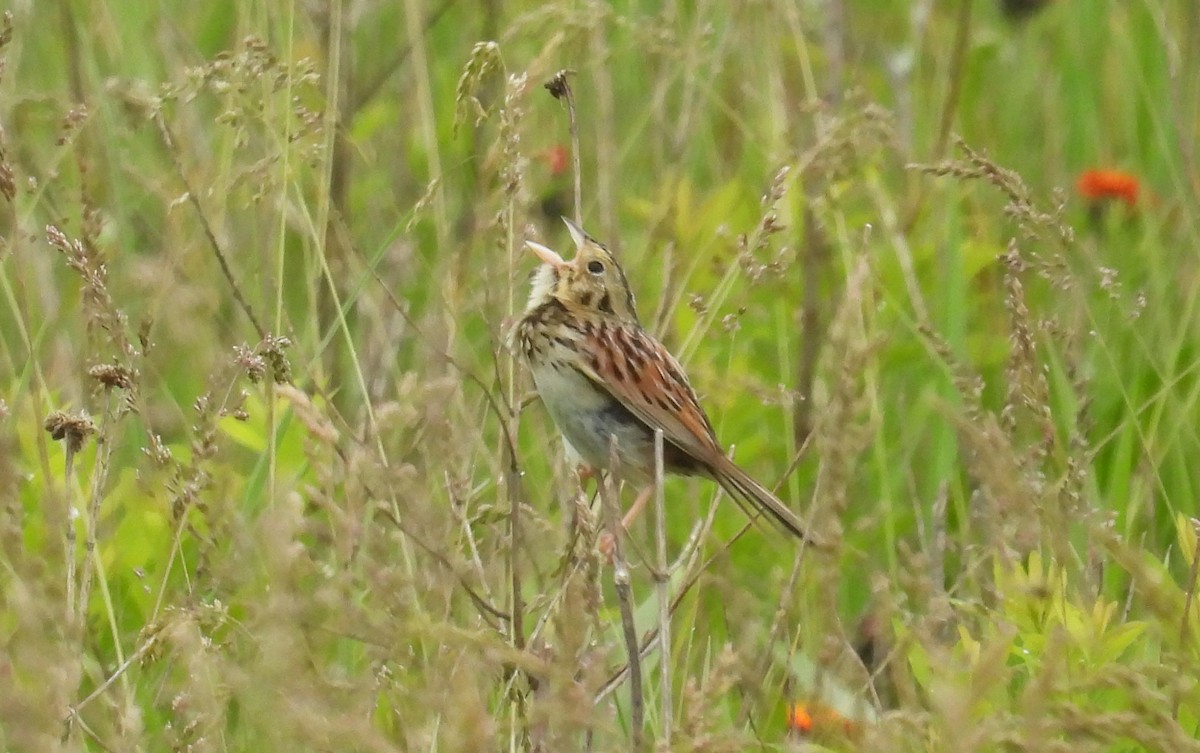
[89,363,137,390]
[44,410,96,455]
[543,69,575,100]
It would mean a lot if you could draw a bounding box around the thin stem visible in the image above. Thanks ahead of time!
[933,0,972,160]
[1178,520,1200,656]
[76,390,115,622]
[348,0,457,115]
[507,436,526,651]
[594,493,728,705]
[653,428,672,746]
[1171,521,1200,721]
[601,437,643,751]
[65,634,158,718]
[154,114,266,340]
[505,62,530,753]
[589,16,616,241]
[402,0,450,252]
[63,445,77,623]
[566,84,582,226]
[544,70,582,225]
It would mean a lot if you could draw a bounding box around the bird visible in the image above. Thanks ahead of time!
[510,216,813,543]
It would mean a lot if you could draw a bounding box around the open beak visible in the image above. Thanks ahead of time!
[561,216,588,252]
[525,239,568,269]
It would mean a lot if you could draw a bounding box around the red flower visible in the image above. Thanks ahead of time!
[1076,169,1140,207]
[544,145,570,177]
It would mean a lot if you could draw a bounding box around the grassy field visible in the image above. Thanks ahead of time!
[3,0,1200,750]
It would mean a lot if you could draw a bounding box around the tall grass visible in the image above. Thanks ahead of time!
[1,1,1199,751]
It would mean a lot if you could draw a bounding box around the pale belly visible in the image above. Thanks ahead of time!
[529,358,654,479]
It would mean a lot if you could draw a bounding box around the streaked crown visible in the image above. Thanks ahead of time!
[524,218,639,324]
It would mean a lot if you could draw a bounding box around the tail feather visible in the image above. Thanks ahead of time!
[711,457,816,545]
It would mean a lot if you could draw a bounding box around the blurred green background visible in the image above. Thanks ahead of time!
[2,1,1199,750]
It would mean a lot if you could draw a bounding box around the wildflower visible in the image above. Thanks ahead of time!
[786,701,859,738]
[536,145,572,220]
[1076,169,1140,207]
[543,145,569,177]
[786,703,814,734]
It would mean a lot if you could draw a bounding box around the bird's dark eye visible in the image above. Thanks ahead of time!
[586,260,605,274]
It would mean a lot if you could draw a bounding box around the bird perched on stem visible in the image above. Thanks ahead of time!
[510,217,813,543]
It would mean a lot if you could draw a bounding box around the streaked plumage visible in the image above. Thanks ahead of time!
[511,217,811,542]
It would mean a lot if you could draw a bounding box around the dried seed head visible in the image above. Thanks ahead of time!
[57,105,89,147]
[453,41,503,131]
[143,433,173,465]
[89,363,137,390]
[44,410,96,455]
[544,69,575,100]
[233,344,266,383]
[261,334,292,383]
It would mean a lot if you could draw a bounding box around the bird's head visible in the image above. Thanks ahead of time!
[524,218,639,324]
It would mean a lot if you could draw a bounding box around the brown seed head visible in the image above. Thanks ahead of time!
[89,363,137,390]
[44,410,96,455]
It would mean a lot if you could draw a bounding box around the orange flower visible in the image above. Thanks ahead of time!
[1076,169,1140,207]
[786,702,859,737]
[786,704,814,734]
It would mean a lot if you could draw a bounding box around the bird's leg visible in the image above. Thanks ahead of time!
[622,485,655,530]
[597,484,655,560]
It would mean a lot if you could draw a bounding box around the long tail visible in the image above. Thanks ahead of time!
[711,456,818,545]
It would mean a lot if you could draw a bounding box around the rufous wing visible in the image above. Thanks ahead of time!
[577,321,814,542]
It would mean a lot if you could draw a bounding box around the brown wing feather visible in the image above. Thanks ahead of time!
[578,320,815,543]
[579,321,724,465]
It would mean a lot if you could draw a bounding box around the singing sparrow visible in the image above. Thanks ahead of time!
[511,217,811,542]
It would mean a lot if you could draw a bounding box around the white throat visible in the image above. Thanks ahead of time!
[525,263,560,311]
